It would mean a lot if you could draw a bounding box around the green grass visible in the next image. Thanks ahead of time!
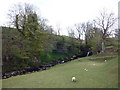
[2,53,118,88]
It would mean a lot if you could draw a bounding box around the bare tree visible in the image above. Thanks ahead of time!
[8,3,38,36]
[8,3,36,26]
[74,23,86,53]
[114,28,120,38]
[67,27,75,38]
[74,23,85,43]
[81,21,94,45]
[56,24,61,35]
[94,9,117,52]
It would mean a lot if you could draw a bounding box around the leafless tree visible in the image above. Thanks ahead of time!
[94,9,117,52]
[67,27,75,38]
[74,23,86,52]
[8,3,36,27]
[8,3,37,36]
[114,29,120,38]
[56,24,61,35]
[74,23,85,43]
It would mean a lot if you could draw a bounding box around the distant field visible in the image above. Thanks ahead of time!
[2,53,118,88]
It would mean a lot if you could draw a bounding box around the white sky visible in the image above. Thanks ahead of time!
[0,0,119,35]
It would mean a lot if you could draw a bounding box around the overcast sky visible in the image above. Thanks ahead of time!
[0,0,119,35]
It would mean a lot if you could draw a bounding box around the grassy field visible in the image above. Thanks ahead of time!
[2,52,118,88]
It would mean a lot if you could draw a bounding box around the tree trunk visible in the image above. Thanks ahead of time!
[101,40,105,53]
[78,34,81,53]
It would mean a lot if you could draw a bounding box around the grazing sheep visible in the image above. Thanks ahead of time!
[105,60,107,62]
[72,77,76,82]
[84,68,88,71]
[93,64,96,66]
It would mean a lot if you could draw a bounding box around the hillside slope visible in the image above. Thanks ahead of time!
[2,52,118,88]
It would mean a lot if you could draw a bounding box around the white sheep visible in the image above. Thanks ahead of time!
[84,68,88,71]
[72,77,76,82]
